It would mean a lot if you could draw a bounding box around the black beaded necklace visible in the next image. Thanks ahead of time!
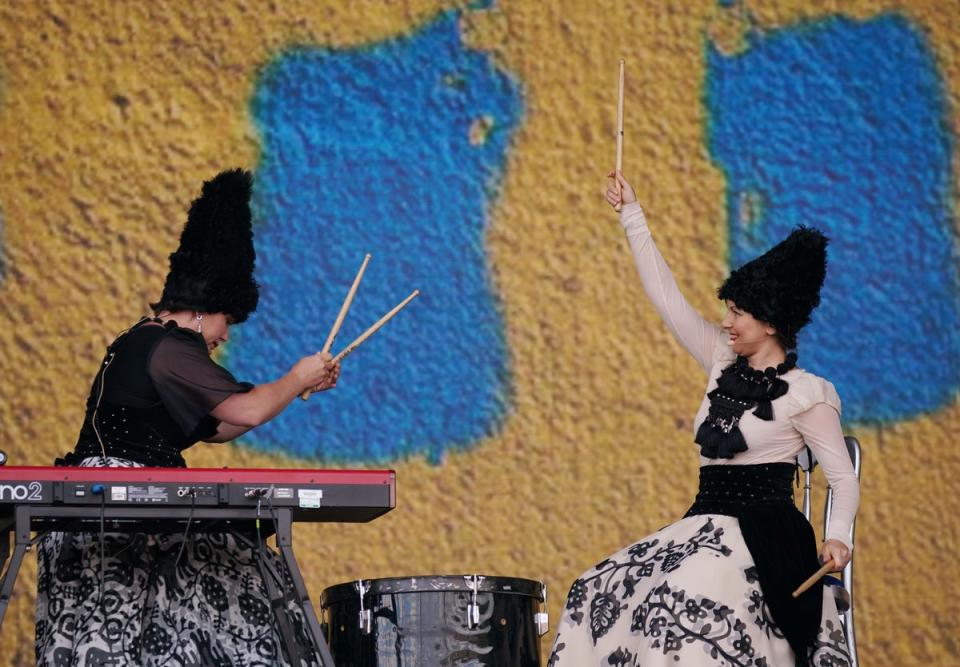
[695,352,798,459]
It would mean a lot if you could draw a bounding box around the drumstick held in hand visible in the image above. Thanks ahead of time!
[300,253,371,401]
[614,59,625,212]
[792,561,835,598]
[323,253,371,354]
[332,290,420,364]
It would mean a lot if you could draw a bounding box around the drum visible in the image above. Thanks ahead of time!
[320,575,548,666]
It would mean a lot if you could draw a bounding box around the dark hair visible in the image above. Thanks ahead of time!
[773,329,797,351]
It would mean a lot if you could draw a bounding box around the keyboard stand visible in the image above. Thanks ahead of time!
[0,504,336,667]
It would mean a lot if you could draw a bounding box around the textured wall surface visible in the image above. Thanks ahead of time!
[0,0,958,665]
[234,11,523,461]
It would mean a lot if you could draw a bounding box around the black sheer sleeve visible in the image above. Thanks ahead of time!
[147,329,253,437]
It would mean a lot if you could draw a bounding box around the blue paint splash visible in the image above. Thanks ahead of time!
[228,11,523,461]
[706,14,959,422]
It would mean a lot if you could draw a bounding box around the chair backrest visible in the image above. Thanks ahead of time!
[798,435,862,667]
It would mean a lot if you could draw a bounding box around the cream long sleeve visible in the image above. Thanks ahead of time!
[618,202,722,371]
[618,201,860,549]
[790,404,860,549]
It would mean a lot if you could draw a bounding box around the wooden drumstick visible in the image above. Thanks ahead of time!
[300,253,371,400]
[332,290,419,364]
[791,561,835,598]
[614,59,625,212]
[323,253,371,353]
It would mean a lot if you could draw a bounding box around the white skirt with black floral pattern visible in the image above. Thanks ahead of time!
[548,515,851,667]
[35,457,319,666]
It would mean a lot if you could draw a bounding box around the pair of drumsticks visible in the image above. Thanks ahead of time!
[300,254,419,400]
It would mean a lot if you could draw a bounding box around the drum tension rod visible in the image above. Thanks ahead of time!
[356,579,372,635]
[464,574,485,629]
[536,582,550,637]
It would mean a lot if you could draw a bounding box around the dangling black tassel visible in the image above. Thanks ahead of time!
[696,419,749,459]
[753,399,774,421]
[695,421,721,458]
[715,426,748,458]
[768,376,790,400]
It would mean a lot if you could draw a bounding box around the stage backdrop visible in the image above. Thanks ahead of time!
[1,0,958,664]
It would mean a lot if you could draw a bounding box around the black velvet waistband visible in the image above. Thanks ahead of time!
[684,463,822,667]
[687,462,795,511]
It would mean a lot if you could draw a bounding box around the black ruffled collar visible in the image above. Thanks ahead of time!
[695,353,797,459]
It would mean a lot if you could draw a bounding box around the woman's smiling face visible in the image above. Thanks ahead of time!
[200,312,233,353]
[721,301,777,356]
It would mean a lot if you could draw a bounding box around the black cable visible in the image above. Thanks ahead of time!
[256,493,309,663]
[91,353,116,461]
[91,318,148,461]
[98,495,118,655]
[253,498,283,641]
[108,532,139,560]
[255,498,265,561]
[172,489,197,573]
[73,495,110,649]
[254,498,280,591]
[267,490,326,663]
[246,494,289,592]
[99,496,105,611]
[254,494,282,588]
[266,492,292,611]
[226,496,315,664]
[254,516,286,592]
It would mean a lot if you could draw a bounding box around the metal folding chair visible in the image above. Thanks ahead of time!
[797,435,862,667]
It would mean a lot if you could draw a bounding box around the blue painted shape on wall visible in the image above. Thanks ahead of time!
[227,11,523,461]
[706,14,959,423]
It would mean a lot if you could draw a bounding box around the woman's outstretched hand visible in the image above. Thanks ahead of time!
[606,170,638,210]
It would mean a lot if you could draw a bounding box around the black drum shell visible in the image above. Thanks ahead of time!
[320,575,544,666]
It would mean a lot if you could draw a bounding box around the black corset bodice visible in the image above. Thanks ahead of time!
[60,320,229,468]
[70,400,198,468]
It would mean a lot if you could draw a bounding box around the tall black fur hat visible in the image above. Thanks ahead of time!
[151,168,259,323]
[717,226,829,348]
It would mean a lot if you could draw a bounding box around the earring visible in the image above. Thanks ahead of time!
[195,313,204,334]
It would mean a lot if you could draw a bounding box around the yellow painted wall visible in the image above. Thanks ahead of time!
[0,1,958,664]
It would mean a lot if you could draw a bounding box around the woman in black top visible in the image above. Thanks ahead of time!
[37,169,338,665]
[64,311,338,470]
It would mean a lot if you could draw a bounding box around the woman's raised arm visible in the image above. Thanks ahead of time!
[608,171,722,370]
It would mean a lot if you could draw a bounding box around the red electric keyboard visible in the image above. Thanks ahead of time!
[0,465,396,522]
[0,466,397,666]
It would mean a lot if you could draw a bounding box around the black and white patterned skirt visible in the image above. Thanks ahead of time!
[35,457,318,666]
[548,514,851,666]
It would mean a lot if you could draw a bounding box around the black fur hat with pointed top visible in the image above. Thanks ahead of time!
[718,226,829,349]
[151,168,259,323]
